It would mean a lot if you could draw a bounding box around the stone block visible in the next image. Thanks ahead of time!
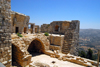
[55,54,60,58]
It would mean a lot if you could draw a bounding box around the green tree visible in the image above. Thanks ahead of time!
[86,49,93,60]
[78,51,86,58]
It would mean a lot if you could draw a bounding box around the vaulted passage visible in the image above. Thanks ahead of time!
[27,39,45,56]
[12,44,23,67]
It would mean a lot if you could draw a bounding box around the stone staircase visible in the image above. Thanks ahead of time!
[62,40,72,54]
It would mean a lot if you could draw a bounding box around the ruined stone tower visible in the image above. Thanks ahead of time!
[62,20,80,55]
[0,0,12,66]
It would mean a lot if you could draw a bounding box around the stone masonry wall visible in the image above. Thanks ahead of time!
[10,11,30,33]
[41,24,50,33]
[35,25,39,33]
[41,20,80,55]
[41,21,72,34]
[49,35,64,52]
[11,34,50,66]
[0,0,12,67]
[62,20,80,55]
[28,23,35,34]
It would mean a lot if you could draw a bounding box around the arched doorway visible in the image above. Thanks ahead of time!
[12,44,22,67]
[55,25,60,31]
[27,39,45,56]
[24,27,27,33]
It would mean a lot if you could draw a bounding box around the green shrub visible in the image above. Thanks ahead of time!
[44,32,49,36]
[17,33,23,37]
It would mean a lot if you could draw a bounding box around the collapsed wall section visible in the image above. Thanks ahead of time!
[0,0,12,67]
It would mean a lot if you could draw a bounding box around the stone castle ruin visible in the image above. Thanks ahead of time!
[10,11,30,34]
[41,21,79,34]
[0,0,99,67]
[43,21,80,55]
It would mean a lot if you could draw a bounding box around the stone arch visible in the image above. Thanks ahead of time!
[55,25,60,31]
[11,34,50,66]
[27,38,45,55]
[12,44,23,67]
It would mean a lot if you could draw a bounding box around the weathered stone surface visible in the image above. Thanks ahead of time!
[35,25,40,33]
[11,34,50,66]
[41,20,80,56]
[49,35,64,46]
[0,0,12,67]
[62,20,80,55]
[10,11,30,33]
[41,21,71,34]
[48,35,64,52]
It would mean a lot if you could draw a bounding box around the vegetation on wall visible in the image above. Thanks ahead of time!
[44,32,49,36]
[17,33,23,37]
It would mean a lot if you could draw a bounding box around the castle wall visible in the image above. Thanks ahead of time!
[62,20,80,55]
[41,24,50,33]
[10,11,30,34]
[50,35,64,46]
[35,25,39,33]
[49,35,64,52]
[41,21,71,34]
[0,0,12,67]
[41,20,80,55]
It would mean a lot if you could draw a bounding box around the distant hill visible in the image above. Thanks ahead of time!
[79,29,100,54]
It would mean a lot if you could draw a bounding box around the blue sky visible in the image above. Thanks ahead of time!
[11,0,100,29]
